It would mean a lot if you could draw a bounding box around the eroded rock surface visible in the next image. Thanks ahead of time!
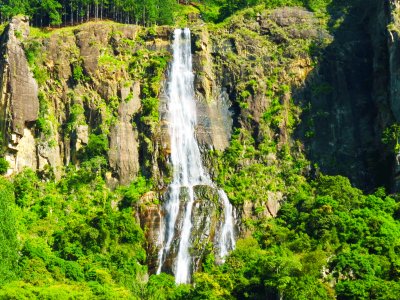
[1,16,39,135]
[109,82,141,184]
[0,16,39,173]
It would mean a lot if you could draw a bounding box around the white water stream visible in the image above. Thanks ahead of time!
[156,28,236,284]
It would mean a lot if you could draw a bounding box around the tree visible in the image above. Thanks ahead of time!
[0,177,19,284]
[0,0,30,20]
[382,123,400,153]
[0,158,9,175]
[40,0,62,25]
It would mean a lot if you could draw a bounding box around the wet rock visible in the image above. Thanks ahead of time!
[143,184,238,276]
[189,185,219,271]
[196,89,233,152]
[191,29,233,152]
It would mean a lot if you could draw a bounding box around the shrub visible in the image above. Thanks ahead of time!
[0,157,9,174]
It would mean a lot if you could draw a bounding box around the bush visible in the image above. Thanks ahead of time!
[0,177,18,284]
[0,157,9,174]
[72,64,88,83]
[120,176,154,208]
[78,134,109,162]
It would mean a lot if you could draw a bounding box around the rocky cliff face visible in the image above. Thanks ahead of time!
[0,16,235,186]
[0,9,329,274]
[1,2,400,276]
[0,17,240,275]
[140,7,332,273]
[0,19,167,184]
[0,16,39,174]
[388,0,400,190]
[297,0,400,192]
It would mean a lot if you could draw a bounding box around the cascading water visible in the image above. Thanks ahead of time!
[156,28,236,284]
[217,190,236,259]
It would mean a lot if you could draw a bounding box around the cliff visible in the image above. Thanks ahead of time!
[0,9,325,275]
[0,1,399,277]
[0,16,39,173]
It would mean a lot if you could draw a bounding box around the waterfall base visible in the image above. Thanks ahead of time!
[140,185,236,278]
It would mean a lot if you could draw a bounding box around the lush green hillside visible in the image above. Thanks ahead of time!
[1,158,399,299]
[188,176,400,299]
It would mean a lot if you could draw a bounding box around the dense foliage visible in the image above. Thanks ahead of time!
[0,167,154,298]
[199,0,333,22]
[187,176,400,299]
[3,168,398,299]
[0,0,177,26]
[0,0,349,27]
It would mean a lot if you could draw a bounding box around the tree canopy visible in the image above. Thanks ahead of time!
[0,0,178,26]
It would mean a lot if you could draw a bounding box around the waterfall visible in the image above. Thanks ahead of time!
[217,190,236,259]
[156,28,236,284]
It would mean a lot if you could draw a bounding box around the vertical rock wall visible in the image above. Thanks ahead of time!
[388,0,400,191]
[297,0,399,191]
[0,16,39,174]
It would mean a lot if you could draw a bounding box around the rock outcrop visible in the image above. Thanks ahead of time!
[192,28,233,152]
[108,82,141,185]
[0,19,170,184]
[0,16,39,135]
[0,16,39,174]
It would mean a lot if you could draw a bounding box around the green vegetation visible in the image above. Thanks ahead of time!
[78,134,109,169]
[0,157,9,174]
[2,164,399,299]
[24,36,49,85]
[0,168,153,298]
[382,123,400,153]
[0,177,18,285]
[198,0,334,23]
[72,63,89,83]
[0,0,177,27]
[185,176,400,299]
[0,0,349,28]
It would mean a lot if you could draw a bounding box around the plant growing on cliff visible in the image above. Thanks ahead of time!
[0,158,9,175]
[382,123,400,153]
[119,175,154,208]
[72,63,89,84]
[78,134,109,162]
[66,103,85,134]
